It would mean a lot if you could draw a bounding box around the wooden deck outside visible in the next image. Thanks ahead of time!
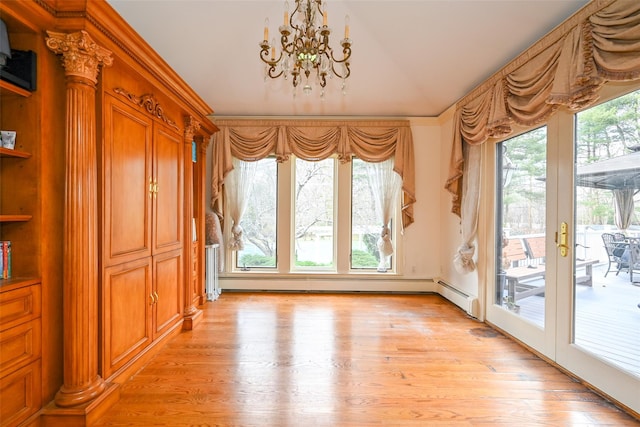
[94,293,638,426]
[512,262,640,377]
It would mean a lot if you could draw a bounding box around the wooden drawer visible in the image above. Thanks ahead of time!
[0,285,41,332]
[0,318,41,378]
[0,360,42,427]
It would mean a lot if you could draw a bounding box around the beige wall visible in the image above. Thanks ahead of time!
[204,117,478,314]
[403,118,443,279]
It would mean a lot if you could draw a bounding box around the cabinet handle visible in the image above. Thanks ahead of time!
[149,176,154,199]
[153,181,158,198]
[153,291,159,303]
[149,293,155,305]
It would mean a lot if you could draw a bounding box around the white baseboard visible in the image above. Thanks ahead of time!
[220,276,436,293]
[434,279,479,319]
[218,276,479,318]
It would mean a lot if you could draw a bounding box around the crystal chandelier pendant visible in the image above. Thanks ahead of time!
[303,84,312,95]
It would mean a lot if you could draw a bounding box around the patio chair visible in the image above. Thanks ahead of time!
[601,232,627,277]
[613,232,626,241]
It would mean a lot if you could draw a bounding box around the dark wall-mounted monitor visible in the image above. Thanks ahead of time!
[0,49,37,91]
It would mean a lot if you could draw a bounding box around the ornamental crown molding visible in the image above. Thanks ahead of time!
[114,87,179,130]
[46,30,113,83]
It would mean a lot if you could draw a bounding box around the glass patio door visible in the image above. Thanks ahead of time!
[555,90,640,412]
[489,88,640,413]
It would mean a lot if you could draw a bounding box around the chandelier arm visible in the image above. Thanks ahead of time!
[259,48,284,69]
[331,60,350,80]
[259,47,285,79]
[328,44,352,65]
[267,66,284,79]
[280,36,295,56]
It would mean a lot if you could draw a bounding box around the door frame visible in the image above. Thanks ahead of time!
[482,83,640,414]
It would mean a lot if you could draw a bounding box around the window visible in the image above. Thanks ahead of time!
[228,155,400,274]
[351,158,387,270]
[293,158,336,270]
[235,157,278,269]
[495,127,547,314]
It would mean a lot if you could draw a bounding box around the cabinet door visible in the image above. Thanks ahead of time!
[103,95,153,266]
[153,249,183,339]
[102,257,153,379]
[153,123,183,254]
[0,360,42,426]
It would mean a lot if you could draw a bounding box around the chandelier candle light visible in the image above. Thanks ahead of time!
[260,0,352,98]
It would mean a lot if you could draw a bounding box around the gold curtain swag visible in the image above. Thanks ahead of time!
[211,119,416,229]
[446,0,640,216]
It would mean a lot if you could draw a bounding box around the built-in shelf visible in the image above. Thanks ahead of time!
[0,147,31,158]
[0,79,32,98]
[0,214,32,222]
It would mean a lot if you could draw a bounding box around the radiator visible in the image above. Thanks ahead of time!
[205,244,221,301]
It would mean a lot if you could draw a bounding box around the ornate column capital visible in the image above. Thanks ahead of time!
[46,30,113,83]
[184,116,202,143]
[196,135,211,154]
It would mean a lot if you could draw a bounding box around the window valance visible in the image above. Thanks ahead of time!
[211,119,416,228]
[446,0,640,216]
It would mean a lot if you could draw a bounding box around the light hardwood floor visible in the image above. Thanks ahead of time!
[94,293,639,426]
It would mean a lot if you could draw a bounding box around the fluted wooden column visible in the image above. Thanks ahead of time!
[196,135,211,305]
[46,30,113,407]
[182,117,202,330]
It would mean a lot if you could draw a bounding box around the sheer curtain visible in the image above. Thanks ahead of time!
[454,143,481,273]
[365,157,402,272]
[223,158,257,251]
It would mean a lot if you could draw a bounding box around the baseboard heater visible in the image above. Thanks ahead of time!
[436,279,479,319]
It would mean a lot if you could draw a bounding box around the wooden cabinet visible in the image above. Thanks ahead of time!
[152,249,183,338]
[102,95,153,265]
[0,1,217,423]
[101,93,185,379]
[102,258,152,378]
[102,95,184,266]
[0,281,42,426]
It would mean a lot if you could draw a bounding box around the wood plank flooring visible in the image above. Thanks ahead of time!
[94,293,639,426]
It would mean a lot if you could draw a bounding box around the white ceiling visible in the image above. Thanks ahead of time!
[107,0,590,118]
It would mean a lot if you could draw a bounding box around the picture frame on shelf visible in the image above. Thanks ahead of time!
[1,130,16,149]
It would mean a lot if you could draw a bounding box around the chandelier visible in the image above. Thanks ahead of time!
[259,0,352,97]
